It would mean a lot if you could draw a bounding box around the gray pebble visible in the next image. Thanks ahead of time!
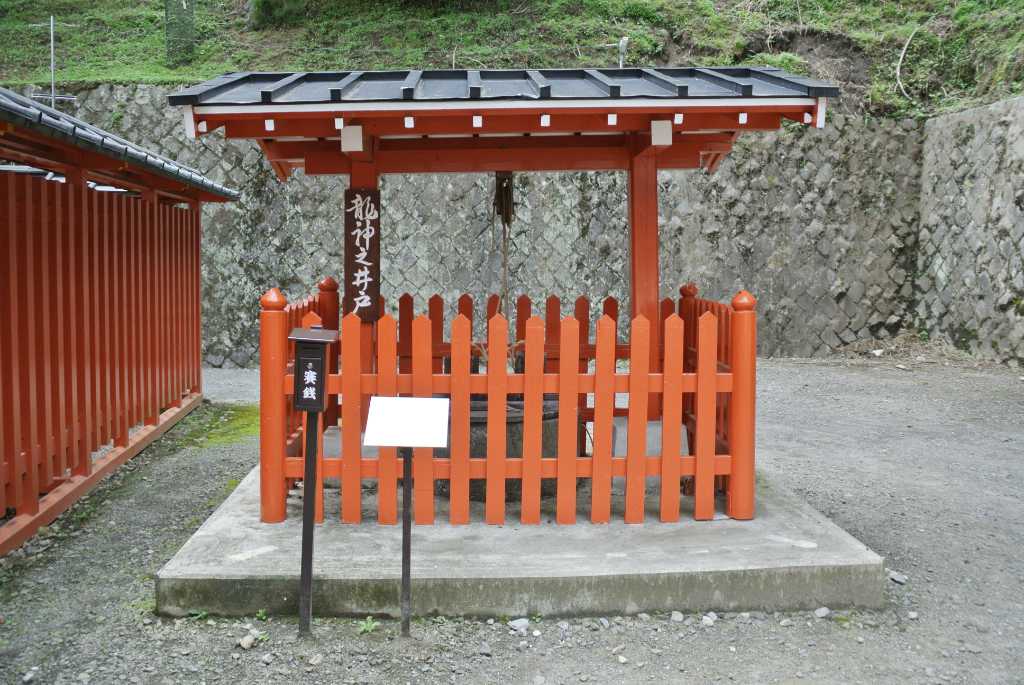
[508,617,530,634]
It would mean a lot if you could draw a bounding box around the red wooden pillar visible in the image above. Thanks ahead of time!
[350,160,377,418]
[191,203,203,395]
[727,291,757,519]
[259,288,289,522]
[627,140,662,416]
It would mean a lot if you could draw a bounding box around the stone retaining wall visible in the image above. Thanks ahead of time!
[58,84,1020,367]
[916,97,1024,366]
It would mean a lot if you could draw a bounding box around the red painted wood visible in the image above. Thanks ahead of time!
[514,294,531,343]
[457,294,474,325]
[727,292,757,519]
[411,315,435,524]
[54,183,71,479]
[574,297,590,435]
[192,207,202,393]
[544,296,560,374]
[660,315,684,522]
[80,186,97,471]
[624,315,650,523]
[38,180,56,486]
[484,315,508,524]
[628,144,661,418]
[375,314,399,524]
[117,195,129,439]
[590,315,616,523]
[398,293,413,374]
[486,294,500,321]
[340,313,363,523]
[694,311,718,520]
[449,314,472,524]
[154,203,163,414]
[258,287,289,522]
[556,316,580,524]
[20,177,41,514]
[429,294,444,373]
[1,175,20,511]
[520,316,544,524]
[229,112,777,141]
[3,174,217,550]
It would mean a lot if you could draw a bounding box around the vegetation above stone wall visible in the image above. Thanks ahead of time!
[1,0,1022,116]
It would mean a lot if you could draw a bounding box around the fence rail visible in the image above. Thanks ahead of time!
[259,282,756,526]
[1,173,202,554]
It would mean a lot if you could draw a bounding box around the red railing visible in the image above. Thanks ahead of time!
[1,173,202,554]
[259,282,756,525]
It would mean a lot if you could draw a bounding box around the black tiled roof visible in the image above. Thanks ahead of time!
[168,67,838,106]
[0,87,238,200]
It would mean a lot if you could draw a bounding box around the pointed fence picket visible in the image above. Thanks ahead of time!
[258,286,757,526]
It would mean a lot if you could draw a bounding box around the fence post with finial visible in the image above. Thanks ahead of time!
[727,290,757,519]
[260,287,289,522]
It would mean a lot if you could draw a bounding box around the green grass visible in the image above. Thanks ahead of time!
[147,402,259,449]
[0,0,1021,115]
[199,404,260,447]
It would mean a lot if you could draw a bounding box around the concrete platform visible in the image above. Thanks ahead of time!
[156,460,885,617]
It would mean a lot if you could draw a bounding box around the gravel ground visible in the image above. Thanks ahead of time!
[200,368,258,404]
[1,351,1022,685]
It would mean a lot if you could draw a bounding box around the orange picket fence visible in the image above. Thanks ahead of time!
[1,173,202,554]
[258,281,756,525]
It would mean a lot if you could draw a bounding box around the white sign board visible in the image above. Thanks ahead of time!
[362,396,450,449]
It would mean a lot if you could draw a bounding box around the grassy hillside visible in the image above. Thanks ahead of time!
[0,0,1021,116]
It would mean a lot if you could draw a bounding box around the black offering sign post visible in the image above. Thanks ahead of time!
[288,325,338,637]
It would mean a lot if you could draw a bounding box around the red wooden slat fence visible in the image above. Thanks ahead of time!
[1,174,203,555]
[259,283,757,525]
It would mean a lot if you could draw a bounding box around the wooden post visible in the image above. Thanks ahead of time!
[191,204,203,394]
[556,316,580,524]
[694,312,717,520]
[485,315,508,525]
[628,141,661,416]
[318,276,340,427]
[727,291,757,519]
[259,287,289,522]
[350,161,378,423]
[340,314,363,523]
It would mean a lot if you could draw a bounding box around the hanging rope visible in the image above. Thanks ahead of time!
[492,171,516,320]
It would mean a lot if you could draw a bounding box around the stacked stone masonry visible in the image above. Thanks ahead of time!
[916,97,1024,366]
[57,85,1021,367]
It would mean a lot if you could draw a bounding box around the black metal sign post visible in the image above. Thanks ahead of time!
[399,445,413,637]
[362,396,450,641]
[298,407,319,636]
[288,326,338,638]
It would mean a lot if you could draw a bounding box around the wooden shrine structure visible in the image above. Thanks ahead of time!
[170,67,836,526]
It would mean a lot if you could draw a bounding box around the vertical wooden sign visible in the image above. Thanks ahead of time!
[344,188,381,321]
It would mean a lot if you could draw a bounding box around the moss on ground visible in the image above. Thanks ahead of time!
[194,404,260,447]
[0,1,1020,116]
